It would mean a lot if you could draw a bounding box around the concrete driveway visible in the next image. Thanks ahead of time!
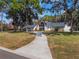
[15,32,53,59]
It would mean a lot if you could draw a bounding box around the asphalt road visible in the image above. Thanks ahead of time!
[0,49,30,59]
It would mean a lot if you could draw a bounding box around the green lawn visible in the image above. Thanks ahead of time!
[0,32,35,50]
[47,32,79,59]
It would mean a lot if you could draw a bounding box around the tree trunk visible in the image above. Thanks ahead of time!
[0,12,3,32]
[70,14,73,33]
[70,21,73,33]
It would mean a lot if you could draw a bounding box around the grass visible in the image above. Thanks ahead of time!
[47,32,79,59]
[0,32,35,50]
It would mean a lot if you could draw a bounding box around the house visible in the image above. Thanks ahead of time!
[33,20,71,32]
[44,21,71,32]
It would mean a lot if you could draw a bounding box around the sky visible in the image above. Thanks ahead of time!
[38,0,73,18]
[0,0,74,24]
[0,12,12,24]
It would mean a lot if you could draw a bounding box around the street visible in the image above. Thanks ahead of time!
[0,49,30,59]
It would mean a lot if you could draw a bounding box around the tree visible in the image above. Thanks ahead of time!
[64,0,78,32]
[0,1,6,31]
[42,0,79,32]
[42,16,55,21]
[1,0,43,31]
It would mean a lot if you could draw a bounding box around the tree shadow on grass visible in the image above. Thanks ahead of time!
[8,31,36,35]
[59,32,79,36]
[43,31,79,36]
[8,31,24,33]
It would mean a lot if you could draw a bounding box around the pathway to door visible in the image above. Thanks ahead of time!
[14,32,53,59]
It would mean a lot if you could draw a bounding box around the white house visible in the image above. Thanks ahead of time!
[44,22,71,32]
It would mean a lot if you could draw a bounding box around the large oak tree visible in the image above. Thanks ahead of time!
[0,0,43,31]
[42,0,79,32]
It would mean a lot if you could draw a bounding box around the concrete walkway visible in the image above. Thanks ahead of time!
[14,32,53,59]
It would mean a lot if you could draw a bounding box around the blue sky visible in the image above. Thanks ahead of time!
[0,0,74,23]
[0,12,12,24]
[38,0,73,18]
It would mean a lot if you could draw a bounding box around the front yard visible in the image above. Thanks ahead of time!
[0,32,35,50]
[47,32,79,59]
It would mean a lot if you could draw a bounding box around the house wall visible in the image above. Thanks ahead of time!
[44,22,65,32]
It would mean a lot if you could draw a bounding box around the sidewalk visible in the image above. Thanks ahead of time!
[14,32,53,59]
